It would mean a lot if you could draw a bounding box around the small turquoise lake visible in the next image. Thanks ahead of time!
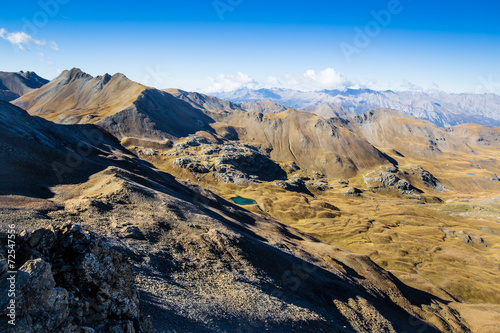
[230,196,257,205]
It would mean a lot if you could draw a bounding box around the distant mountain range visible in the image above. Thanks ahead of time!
[167,88,289,114]
[213,88,500,127]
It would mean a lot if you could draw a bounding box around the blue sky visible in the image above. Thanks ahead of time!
[1,0,499,94]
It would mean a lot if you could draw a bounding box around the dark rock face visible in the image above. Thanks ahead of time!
[338,179,349,188]
[214,145,286,182]
[363,169,421,197]
[0,71,49,101]
[274,178,313,196]
[171,138,287,184]
[343,187,362,197]
[363,170,400,189]
[408,165,447,191]
[283,161,300,173]
[0,223,152,333]
[396,179,412,193]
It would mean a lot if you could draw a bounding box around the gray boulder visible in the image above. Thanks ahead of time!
[343,187,362,197]
[274,178,313,195]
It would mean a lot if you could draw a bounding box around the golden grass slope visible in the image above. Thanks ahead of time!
[447,123,500,147]
[208,108,391,178]
[347,108,475,159]
[130,107,500,328]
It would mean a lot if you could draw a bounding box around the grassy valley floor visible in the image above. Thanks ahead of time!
[132,140,500,331]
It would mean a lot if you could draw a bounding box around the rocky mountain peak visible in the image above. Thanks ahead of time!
[59,67,93,83]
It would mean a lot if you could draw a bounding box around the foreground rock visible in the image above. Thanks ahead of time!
[0,223,152,333]
[343,187,362,197]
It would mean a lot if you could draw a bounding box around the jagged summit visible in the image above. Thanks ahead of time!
[61,67,92,80]
[13,68,145,125]
[12,69,213,142]
[0,70,48,101]
[54,68,130,86]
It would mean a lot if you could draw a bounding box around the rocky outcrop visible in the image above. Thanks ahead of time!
[363,169,399,189]
[441,229,486,245]
[408,165,447,191]
[363,169,421,196]
[305,179,331,192]
[343,187,362,197]
[274,177,313,195]
[170,138,287,184]
[214,144,286,182]
[0,223,152,333]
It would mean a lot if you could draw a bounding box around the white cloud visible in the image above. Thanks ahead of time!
[206,72,259,93]
[265,75,280,86]
[291,68,353,91]
[0,28,45,50]
[400,79,424,91]
[0,28,59,52]
[50,41,59,51]
[38,52,54,66]
[204,68,359,93]
[357,78,378,90]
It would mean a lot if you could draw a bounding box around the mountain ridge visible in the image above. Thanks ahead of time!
[12,68,214,142]
[214,87,500,127]
[168,88,289,114]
